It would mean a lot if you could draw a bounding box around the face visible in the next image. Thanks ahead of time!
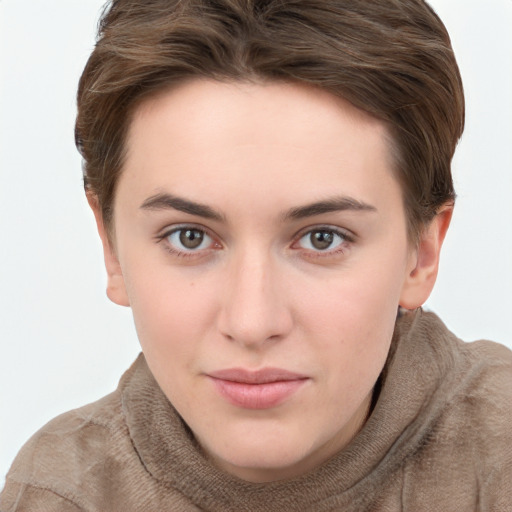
[102,80,427,482]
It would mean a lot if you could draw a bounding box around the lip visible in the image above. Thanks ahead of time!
[207,368,309,409]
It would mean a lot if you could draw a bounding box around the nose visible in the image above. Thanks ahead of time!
[217,249,293,348]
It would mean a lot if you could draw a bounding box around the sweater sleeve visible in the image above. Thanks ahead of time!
[0,479,83,512]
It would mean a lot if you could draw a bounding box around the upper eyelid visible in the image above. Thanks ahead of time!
[157,223,217,240]
[293,224,355,242]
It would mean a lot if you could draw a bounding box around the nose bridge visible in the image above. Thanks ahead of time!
[219,246,291,347]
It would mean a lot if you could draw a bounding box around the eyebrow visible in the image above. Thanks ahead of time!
[283,196,377,220]
[140,192,376,222]
[140,193,225,221]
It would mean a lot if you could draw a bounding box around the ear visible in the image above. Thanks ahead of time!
[399,204,453,310]
[87,193,130,307]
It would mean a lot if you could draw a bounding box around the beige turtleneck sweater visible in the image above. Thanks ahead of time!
[1,311,511,511]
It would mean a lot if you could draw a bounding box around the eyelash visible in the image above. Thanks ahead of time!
[156,224,354,259]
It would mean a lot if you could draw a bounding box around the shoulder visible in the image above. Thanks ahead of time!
[432,314,512,500]
[0,355,186,511]
[458,336,512,472]
[392,312,512,508]
[461,334,512,375]
[1,389,125,510]
[400,309,512,386]
[414,311,512,437]
[447,331,512,508]
[453,327,512,425]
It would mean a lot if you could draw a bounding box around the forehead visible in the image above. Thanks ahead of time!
[119,79,402,219]
[131,79,388,151]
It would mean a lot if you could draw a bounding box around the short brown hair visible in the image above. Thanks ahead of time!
[76,0,464,241]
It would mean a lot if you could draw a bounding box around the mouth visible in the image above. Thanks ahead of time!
[207,368,309,409]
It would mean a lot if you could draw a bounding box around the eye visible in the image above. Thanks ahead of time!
[297,228,347,252]
[166,227,214,252]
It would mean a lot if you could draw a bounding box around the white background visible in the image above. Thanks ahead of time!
[1,0,511,485]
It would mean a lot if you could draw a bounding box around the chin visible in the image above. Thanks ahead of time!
[217,451,309,483]
[200,425,320,482]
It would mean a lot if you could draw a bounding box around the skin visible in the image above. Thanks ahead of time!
[90,79,451,483]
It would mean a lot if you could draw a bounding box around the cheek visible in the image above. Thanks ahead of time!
[122,262,220,366]
[295,259,405,382]
[298,263,403,337]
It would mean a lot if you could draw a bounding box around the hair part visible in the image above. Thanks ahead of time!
[76,0,464,242]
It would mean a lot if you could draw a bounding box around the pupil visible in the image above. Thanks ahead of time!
[180,229,204,249]
[311,230,333,250]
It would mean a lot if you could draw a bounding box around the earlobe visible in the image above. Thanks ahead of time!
[87,193,130,307]
[399,205,453,310]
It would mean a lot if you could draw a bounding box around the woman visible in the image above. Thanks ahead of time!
[2,0,511,510]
